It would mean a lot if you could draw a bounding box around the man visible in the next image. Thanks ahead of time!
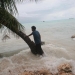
[28,26,44,56]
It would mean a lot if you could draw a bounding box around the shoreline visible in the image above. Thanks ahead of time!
[0,48,75,75]
[0,47,29,58]
[9,63,74,75]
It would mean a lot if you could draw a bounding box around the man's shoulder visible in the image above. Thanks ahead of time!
[32,30,39,34]
[35,30,37,32]
[33,30,39,33]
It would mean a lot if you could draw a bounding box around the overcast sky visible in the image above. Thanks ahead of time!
[16,0,75,23]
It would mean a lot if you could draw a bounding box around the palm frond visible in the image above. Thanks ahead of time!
[0,0,39,15]
[0,23,5,33]
[0,0,23,15]
[0,7,25,33]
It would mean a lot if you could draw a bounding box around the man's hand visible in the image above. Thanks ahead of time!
[25,33,32,38]
[28,33,32,37]
[25,36,29,38]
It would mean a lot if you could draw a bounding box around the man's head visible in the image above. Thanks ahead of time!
[31,26,36,31]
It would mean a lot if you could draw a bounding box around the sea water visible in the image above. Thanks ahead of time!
[0,19,75,75]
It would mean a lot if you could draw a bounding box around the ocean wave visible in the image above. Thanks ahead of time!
[0,44,75,75]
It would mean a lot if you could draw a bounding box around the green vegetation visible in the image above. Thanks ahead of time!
[0,0,38,54]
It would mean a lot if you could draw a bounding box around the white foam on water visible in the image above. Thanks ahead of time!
[43,44,71,59]
[0,44,75,75]
[72,38,75,40]
[0,19,75,75]
[0,36,28,53]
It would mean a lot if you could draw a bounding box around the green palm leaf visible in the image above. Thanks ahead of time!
[0,7,25,33]
[0,0,39,37]
[0,0,39,14]
[0,0,23,15]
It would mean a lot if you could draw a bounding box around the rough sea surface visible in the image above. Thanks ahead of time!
[0,19,75,75]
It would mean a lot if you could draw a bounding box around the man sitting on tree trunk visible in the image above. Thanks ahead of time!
[28,26,44,56]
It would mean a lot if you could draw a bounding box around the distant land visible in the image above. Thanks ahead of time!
[69,18,74,19]
[43,21,45,22]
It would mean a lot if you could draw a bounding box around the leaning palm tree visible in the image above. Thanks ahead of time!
[0,0,38,54]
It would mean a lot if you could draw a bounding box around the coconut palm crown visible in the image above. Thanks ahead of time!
[0,0,39,55]
[0,0,23,14]
[0,0,39,33]
[0,0,25,33]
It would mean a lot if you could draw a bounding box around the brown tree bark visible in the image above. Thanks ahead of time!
[4,24,37,55]
[0,8,37,55]
[16,31,37,55]
[8,27,37,55]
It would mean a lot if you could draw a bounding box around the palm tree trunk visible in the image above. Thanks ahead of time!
[3,21,36,54]
[16,31,37,55]
[14,31,37,55]
[0,8,37,55]
[7,25,36,55]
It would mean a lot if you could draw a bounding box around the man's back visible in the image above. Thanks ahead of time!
[28,26,44,55]
[32,30,41,44]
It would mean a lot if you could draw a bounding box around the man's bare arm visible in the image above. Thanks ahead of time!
[28,33,32,37]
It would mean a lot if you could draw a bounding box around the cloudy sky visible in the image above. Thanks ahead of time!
[16,0,75,23]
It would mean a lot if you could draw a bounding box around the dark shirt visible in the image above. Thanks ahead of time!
[32,30,41,44]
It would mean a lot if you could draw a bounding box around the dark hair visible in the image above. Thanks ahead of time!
[31,26,36,30]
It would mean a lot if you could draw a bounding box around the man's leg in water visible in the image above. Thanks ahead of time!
[36,44,44,55]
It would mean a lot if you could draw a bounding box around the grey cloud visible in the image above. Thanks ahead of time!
[27,3,75,15]
[16,0,75,23]
[17,16,41,23]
